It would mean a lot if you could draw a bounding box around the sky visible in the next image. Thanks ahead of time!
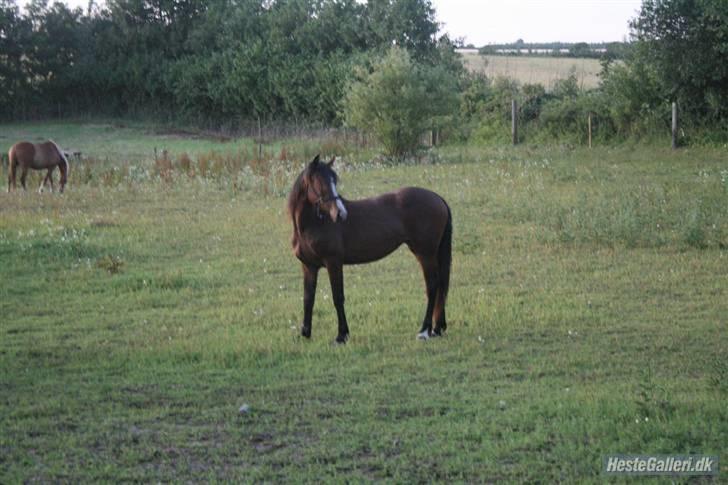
[20,0,643,45]
[431,0,643,45]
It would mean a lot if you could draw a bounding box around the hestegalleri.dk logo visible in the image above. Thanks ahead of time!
[603,455,719,476]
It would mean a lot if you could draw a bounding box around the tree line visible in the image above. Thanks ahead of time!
[476,41,628,60]
[1,0,726,151]
[0,0,458,124]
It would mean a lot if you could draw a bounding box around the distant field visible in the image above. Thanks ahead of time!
[1,122,727,481]
[460,53,603,90]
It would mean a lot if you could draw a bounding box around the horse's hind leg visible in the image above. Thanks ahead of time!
[19,166,29,191]
[416,255,439,340]
[7,149,15,192]
[433,290,447,336]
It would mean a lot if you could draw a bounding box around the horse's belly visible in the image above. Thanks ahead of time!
[342,230,405,265]
[30,146,52,169]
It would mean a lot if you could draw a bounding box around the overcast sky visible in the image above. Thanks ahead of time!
[432,0,642,45]
[21,0,643,45]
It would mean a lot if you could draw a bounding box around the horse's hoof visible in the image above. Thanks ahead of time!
[432,328,445,337]
[417,330,431,340]
[301,326,311,338]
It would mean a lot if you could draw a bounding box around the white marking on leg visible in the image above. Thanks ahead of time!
[417,330,430,340]
[330,180,347,221]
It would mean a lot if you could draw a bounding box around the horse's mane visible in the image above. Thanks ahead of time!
[287,169,308,236]
[48,139,70,172]
[287,170,306,219]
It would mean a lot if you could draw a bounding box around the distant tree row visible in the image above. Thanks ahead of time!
[476,41,628,60]
[0,0,459,125]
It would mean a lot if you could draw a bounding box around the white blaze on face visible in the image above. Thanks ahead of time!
[330,179,347,221]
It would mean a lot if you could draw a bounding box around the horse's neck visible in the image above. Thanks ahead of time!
[294,202,321,236]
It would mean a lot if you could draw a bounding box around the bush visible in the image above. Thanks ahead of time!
[343,47,459,159]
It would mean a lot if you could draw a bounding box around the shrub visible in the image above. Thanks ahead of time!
[343,47,459,159]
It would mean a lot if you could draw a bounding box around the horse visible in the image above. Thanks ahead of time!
[287,155,452,344]
[7,140,70,193]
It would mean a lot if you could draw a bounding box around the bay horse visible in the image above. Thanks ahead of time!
[7,140,69,193]
[287,155,452,343]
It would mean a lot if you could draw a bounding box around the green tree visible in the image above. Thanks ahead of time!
[569,42,591,58]
[630,0,728,121]
[343,47,458,158]
[0,0,32,118]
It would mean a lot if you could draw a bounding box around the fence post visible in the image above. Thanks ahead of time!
[511,99,518,145]
[588,112,592,149]
[671,102,678,150]
[257,116,263,159]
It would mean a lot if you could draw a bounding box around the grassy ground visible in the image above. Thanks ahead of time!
[1,122,726,481]
[460,53,603,89]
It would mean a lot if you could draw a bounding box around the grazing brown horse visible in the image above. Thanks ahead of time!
[7,140,69,193]
[288,155,452,343]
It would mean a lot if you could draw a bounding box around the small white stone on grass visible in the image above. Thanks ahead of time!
[239,404,251,414]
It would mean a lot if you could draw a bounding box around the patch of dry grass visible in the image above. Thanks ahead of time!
[461,53,603,89]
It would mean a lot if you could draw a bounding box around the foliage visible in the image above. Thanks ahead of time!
[630,0,728,122]
[0,0,458,126]
[343,47,459,158]
[576,0,728,139]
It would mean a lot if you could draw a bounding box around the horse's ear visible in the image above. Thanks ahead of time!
[327,156,335,167]
[310,154,320,167]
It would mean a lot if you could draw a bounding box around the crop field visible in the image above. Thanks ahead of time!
[460,53,603,89]
[1,122,727,481]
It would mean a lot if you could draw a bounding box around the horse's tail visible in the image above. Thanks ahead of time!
[7,146,16,191]
[437,199,452,304]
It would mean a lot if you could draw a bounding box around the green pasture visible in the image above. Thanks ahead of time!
[1,122,726,481]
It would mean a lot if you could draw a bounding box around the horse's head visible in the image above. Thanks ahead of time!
[305,155,348,223]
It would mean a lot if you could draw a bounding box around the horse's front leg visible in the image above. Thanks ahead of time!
[326,261,349,344]
[47,167,55,192]
[301,263,319,338]
[38,168,53,193]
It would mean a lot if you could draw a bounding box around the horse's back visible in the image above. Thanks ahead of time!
[395,187,449,215]
[10,141,61,169]
[341,187,449,263]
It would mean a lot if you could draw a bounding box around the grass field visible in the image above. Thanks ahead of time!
[1,122,727,481]
[460,53,603,90]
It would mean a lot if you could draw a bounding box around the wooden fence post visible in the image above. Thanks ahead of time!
[588,112,592,149]
[257,116,263,159]
[671,102,678,150]
[511,99,518,145]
